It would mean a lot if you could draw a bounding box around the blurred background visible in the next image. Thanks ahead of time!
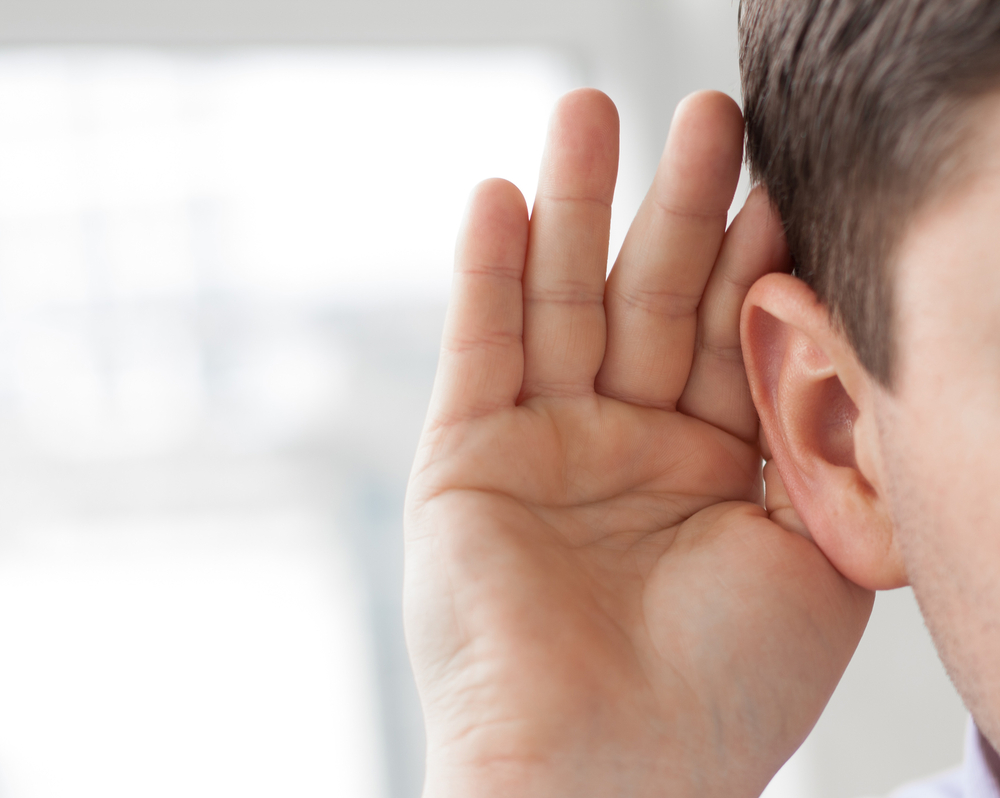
[0,1,966,797]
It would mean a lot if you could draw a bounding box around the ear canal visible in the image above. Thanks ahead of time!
[741,274,907,590]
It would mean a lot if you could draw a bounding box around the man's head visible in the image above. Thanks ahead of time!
[736,0,1000,745]
[741,0,1000,386]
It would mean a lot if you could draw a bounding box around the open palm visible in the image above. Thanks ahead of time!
[405,90,873,798]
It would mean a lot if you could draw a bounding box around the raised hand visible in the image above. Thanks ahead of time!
[404,89,873,798]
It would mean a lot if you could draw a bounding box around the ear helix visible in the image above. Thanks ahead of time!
[741,274,906,589]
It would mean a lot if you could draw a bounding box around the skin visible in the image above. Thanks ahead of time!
[871,97,1000,752]
[404,89,873,798]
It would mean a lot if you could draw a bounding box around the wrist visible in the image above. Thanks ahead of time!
[422,758,557,798]
[421,745,688,798]
[422,757,610,798]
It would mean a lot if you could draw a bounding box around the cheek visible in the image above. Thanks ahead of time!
[885,160,1000,734]
[890,257,1000,574]
[883,340,1000,735]
[889,344,1000,586]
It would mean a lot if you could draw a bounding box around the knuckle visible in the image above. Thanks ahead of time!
[608,283,700,318]
[524,281,604,308]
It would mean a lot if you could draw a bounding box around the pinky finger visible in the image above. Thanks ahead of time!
[426,178,529,427]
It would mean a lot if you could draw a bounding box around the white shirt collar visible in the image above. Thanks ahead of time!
[963,717,1000,798]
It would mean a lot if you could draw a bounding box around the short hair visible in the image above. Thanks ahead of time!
[739,0,1000,386]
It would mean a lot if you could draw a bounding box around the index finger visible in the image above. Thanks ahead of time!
[595,91,744,409]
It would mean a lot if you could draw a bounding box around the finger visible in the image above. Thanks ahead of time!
[758,427,809,537]
[519,88,619,400]
[427,178,529,426]
[595,91,743,409]
[677,188,792,441]
[766,460,810,538]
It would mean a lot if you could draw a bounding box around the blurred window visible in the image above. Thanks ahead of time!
[0,48,574,797]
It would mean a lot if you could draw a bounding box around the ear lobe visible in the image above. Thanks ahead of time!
[741,273,907,590]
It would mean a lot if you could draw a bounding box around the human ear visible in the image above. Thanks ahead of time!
[741,273,907,590]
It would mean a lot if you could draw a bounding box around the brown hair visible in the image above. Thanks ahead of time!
[739,0,1000,385]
